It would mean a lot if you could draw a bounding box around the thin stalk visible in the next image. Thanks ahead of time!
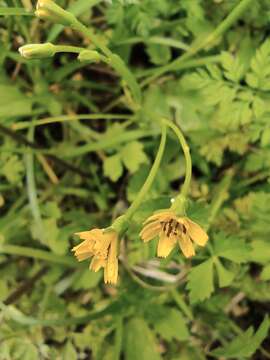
[162,119,192,198]
[0,244,77,267]
[124,123,167,221]
[70,17,142,104]
[25,126,44,241]
[13,113,131,130]
[54,44,85,53]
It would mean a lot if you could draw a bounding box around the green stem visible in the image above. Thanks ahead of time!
[124,123,167,221]
[70,17,141,104]
[25,127,44,241]
[142,0,253,86]
[0,244,77,267]
[54,44,85,53]
[162,119,192,198]
[170,289,193,321]
[13,113,132,130]
[207,169,234,231]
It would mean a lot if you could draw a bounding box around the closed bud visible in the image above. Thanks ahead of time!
[19,43,56,59]
[35,0,75,26]
[78,50,102,63]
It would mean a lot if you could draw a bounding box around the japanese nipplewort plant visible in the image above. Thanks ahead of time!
[1,0,270,358]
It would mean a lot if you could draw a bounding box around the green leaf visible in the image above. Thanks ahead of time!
[124,318,162,360]
[0,79,32,117]
[214,259,235,287]
[187,259,214,303]
[146,43,171,65]
[62,341,77,360]
[0,7,33,16]
[246,39,270,90]
[213,233,251,263]
[249,240,270,264]
[153,308,189,341]
[261,264,270,281]
[103,154,123,182]
[121,141,148,173]
[212,316,269,358]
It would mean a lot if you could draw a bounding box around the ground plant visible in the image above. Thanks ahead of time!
[0,0,270,359]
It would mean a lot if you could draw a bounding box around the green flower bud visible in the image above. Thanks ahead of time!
[18,43,56,59]
[78,50,102,63]
[35,0,75,26]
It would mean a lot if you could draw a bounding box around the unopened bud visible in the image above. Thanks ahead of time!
[35,0,75,26]
[19,43,56,59]
[78,50,102,63]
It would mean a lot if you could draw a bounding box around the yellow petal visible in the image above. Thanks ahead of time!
[178,234,195,258]
[157,233,177,258]
[140,221,161,242]
[104,237,118,284]
[90,257,106,272]
[74,228,103,241]
[93,231,116,255]
[143,210,176,225]
[75,251,93,261]
[184,218,208,246]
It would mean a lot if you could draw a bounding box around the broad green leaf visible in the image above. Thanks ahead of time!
[249,240,270,264]
[213,233,251,263]
[103,154,123,182]
[146,43,171,65]
[261,264,270,281]
[62,341,77,360]
[187,258,214,303]
[121,141,148,173]
[153,308,189,341]
[212,316,269,358]
[124,318,161,360]
[0,77,32,117]
[214,259,235,288]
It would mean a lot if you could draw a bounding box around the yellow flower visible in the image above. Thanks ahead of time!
[72,228,118,284]
[140,210,208,258]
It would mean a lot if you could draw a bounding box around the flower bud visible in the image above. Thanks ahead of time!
[35,0,75,25]
[78,50,102,63]
[18,43,56,59]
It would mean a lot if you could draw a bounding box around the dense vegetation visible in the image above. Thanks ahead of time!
[0,0,270,359]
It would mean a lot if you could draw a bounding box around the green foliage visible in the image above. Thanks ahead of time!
[0,0,270,359]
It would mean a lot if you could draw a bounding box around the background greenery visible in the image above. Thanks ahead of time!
[0,0,270,359]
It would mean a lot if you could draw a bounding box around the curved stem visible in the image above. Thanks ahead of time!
[124,122,167,221]
[70,18,141,105]
[162,119,192,198]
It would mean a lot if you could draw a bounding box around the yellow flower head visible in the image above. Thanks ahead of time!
[140,210,208,258]
[72,228,118,284]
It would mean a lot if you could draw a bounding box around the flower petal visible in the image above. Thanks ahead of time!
[140,221,161,242]
[178,234,195,258]
[184,218,208,246]
[157,233,177,258]
[143,210,176,225]
[90,257,106,272]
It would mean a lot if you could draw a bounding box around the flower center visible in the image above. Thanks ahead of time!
[160,218,186,237]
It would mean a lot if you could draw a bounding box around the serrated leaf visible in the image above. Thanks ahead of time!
[213,233,251,263]
[121,141,148,173]
[124,318,162,360]
[103,154,123,182]
[212,316,269,358]
[214,259,235,287]
[153,308,189,341]
[187,259,214,303]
